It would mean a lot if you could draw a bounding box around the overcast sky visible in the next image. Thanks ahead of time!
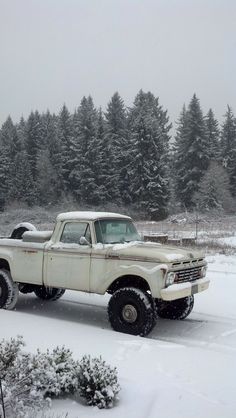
[0,0,235,129]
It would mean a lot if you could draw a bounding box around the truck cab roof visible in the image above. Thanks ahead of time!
[56,211,131,222]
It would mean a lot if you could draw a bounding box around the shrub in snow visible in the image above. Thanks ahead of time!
[0,335,24,378]
[0,339,50,418]
[41,346,79,396]
[0,377,49,418]
[77,355,120,409]
[0,337,120,415]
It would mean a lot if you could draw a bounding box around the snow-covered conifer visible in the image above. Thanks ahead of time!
[104,92,130,202]
[58,104,73,193]
[77,355,120,409]
[128,90,171,219]
[193,161,234,212]
[173,94,209,208]
[220,106,236,196]
[69,96,99,203]
[205,108,220,161]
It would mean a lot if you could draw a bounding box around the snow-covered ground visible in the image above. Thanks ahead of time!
[1,254,236,418]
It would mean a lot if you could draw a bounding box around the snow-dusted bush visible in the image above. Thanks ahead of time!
[0,377,49,418]
[0,337,120,415]
[0,335,24,378]
[77,355,120,409]
[0,339,50,418]
[42,346,79,396]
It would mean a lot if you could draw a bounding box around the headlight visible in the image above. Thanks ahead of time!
[166,272,176,287]
[200,266,207,278]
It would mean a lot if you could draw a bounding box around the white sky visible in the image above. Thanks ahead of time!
[0,0,235,130]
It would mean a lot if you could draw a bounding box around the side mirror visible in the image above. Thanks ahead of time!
[79,236,91,246]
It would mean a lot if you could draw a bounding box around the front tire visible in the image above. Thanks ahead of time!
[34,286,65,301]
[156,295,194,320]
[0,269,19,309]
[108,287,156,336]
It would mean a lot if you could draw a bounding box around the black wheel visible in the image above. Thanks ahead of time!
[0,269,19,309]
[156,296,194,320]
[34,286,65,301]
[108,287,156,336]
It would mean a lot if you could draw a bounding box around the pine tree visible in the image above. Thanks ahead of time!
[25,111,42,182]
[92,108,112,204]
[70,96,99,203]
[10,151,37,205]
[0,116,22,205]
[173,94,209,208]
[220,106,236,196]
[104,92,129,202]
[58,104,73,193]
[128,90,171,219]
[193,161,234,212]
[205,109,220,161]
[39,111,63,201]
[171,105,188,208]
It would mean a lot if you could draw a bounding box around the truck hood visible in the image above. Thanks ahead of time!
[106,241,204,264]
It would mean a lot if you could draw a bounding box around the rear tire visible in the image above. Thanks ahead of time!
[108,287,156,336]
[156,296,194,320]
[0,269,19,309]
[34,286,65,301]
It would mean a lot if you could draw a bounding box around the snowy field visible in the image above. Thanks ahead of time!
[1,253,236,418]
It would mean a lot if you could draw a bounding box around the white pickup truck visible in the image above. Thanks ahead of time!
[0,211,209,336]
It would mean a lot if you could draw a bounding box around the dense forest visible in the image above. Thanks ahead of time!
[0,91,235,219]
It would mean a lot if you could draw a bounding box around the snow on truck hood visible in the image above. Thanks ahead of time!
[106,241,204,263]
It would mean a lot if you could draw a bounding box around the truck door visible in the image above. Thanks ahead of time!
[44,221,91,291]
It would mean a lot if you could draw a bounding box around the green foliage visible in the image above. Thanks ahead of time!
[193,162,234,212]
[173,95,209,209]
[77,355,120,409]
[0,92,235,214]
[220,106,236,196]
[0,337,120,417]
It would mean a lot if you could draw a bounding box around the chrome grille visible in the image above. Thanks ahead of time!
[174,266,201,283]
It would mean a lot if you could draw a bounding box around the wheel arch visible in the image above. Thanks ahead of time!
[0,258,10,271]
[107,274,151,295]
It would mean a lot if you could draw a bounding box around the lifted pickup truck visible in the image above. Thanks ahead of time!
[0,211,209,336]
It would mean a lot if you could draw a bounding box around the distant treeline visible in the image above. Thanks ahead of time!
[0,91,235,219]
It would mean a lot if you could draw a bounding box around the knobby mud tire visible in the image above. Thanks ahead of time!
[108,287,156,337]
[34,286,65,301]
[0,269,19,309]
[156,295,194,320]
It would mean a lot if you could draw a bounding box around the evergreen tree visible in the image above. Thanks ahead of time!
[39,111,63,201]
[104,92,129,202]
[0,116,21,205]
[16,117,27,148]
[193,161,234,212]
[220,106,236,196]
[173,94,209,208]
[171,105,188,208]
[91,108,113,204]
[25,111,42,182]
[0,138,9,209]
[70,96,99,203]
[128,90,171,220]
[10,151,37,205]
[58,104,73,193]
[205,109,220,161]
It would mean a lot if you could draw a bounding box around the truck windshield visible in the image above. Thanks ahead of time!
[94,219,141,244]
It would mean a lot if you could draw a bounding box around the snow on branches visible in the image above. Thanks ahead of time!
[0,336,120,417]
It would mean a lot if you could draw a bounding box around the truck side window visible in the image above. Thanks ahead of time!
[60,222,91,244]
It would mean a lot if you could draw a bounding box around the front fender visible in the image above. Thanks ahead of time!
[94,262,168,298]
